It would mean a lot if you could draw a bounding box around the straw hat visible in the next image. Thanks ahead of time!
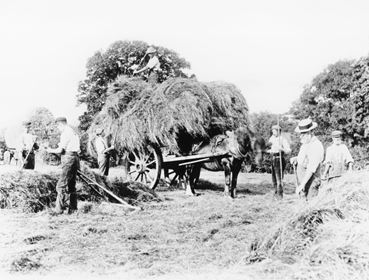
[145,46,156,54]
[295,118,317,133]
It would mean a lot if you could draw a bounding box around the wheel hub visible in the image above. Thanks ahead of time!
[135,161,146,173]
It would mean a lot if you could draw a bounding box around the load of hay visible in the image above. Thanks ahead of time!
[246,171,369,280]
[0,164,161,213]
[88,76,250,155]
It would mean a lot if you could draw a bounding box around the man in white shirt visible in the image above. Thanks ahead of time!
[94,128,115,176]
[47,117,80,214]
[133,46,161,83]
[18,121,39,169]
[290,118,324,199]
[267,125,291,198]
[322,130,354,182]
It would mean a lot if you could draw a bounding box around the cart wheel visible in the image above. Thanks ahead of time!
[127,144,162,189]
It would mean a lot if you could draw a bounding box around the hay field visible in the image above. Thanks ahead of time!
[0,165,368,280]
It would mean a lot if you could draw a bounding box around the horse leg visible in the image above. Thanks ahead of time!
[185,165,196,196]
[221,158,231,196]
[230,159,242,198]
[164,167,171,186]
[191,165,201,186]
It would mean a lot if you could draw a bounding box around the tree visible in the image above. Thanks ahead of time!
[77,40,191,131]
[29,107,58,142]
[289,56,369,167]
[28,107,60,165]
[351,56,369,139]
[289,60,356,144]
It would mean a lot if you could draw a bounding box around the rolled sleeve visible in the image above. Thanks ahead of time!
[282,137,291,154]
[344,146,354,163]
[95,138,105,154]
[58,130,69,151]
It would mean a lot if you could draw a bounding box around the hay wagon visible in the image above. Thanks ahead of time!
[89,77,250,189]
[126,143,229,189]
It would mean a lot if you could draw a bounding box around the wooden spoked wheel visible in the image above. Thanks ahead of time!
[127,144,162,189]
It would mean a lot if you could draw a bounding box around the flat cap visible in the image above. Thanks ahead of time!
[331,130,343,138]
[271,125,281,131]
[55,117,67,123]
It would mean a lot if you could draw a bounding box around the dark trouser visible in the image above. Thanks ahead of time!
[22,151,35,169]
[55,153,80,213]
[271,155,286,196]
[98,154,110,176]
[147,71,159,84]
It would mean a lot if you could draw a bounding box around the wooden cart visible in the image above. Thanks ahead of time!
[126,143,229,189]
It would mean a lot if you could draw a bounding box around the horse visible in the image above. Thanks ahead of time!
[184,127,266,198]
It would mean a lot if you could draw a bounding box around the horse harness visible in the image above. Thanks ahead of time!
[211,134,250,160]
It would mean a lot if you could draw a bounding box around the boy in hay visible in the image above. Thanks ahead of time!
[133,46,161,83]
[267,125,291,199]
[18,121,39,169]
[290,118,324,199]
[322,130,354,183]
[47,117,80,214]
[94,128,115,176]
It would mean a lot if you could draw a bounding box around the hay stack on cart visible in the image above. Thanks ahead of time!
[88,76,251,189]
[89,76,250,155]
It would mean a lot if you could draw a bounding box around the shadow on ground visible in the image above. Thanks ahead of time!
[195,179,271,196]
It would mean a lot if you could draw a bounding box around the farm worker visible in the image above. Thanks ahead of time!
[18,121,39,169]
[94,128,115,176]
[267,125,291,198]
[322,130,354,183]
[133,46,161,83]
[47,117,80,214]
[290,118,324,199]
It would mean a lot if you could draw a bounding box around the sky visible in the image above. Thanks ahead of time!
[1,0,369,130]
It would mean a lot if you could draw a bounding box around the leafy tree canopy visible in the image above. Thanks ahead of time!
[289,60,358,144]
[289,55,369,166]
[28,107,59,144]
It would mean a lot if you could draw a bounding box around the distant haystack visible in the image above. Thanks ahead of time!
[88,76,250,155]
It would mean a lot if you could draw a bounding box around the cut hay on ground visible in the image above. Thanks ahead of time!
[245,171,369,280]
[0,163,161,213]
[88,76,250,155]
[0,170,58,213]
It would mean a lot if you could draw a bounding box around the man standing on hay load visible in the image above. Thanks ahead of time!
[94,128,115,176]
[47,117,80,214]
[322,130,354,183]
[267,125,291,199]
[133,46,161,83]
[18,121,39,169]
[290,118,324,199]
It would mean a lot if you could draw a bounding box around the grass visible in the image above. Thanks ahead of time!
[1,166,368,280]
